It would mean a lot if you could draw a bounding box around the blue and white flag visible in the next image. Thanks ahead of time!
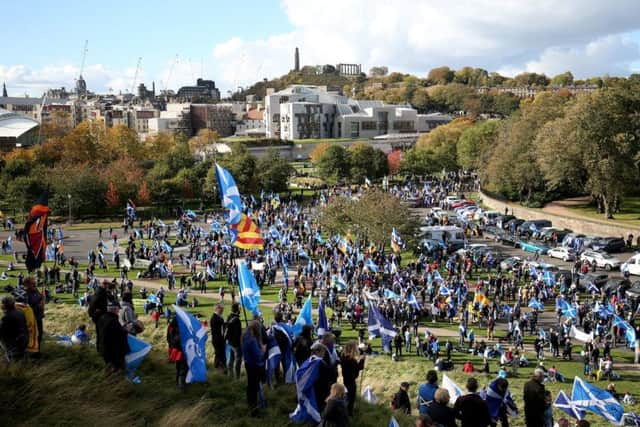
[571,376,625,425]
[442,373,464,404]
[623,413,640,426]
[557,299,577,318]
[543,270,555,285]
[215,163,243,226]
[528,298,544,311]
[439,284,452,297]
[57,227,64,241]
[266,335,282,387]
[407,294,422,311]
[297,247,310,259]
[317,298,328,336]
[273,323,296,384]
[185,209,197,219]
[389,416,400,427]
[238,262,261,316]
[384,289,400,300]
[365,258,379,273]
[613,315,638,347]
[333,275,347,291]
[539,329,547,340]
[125,334,151,381]
[554,389,586,420]
[289,355,322,424]
[206,264,216,281]
[157,219,166,228]
[433,270,444,283]
[269,225,281,240]
[587,282,600,294]
[161,241,173,254]
[367,303,397,340]
[126,200,136,219]
[484,379,518,419]
[293,295,313,337]
[364,177,372,187]
[173,305,208,384]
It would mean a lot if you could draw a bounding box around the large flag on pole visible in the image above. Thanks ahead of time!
[571,376,625,425]
[238,262,261,316]
[173,305,208,384]
[24,191,50,272]
[293,295,313,337]
[442,374,464,404]
[232,213,264,250]
[125,335,151,381]
[215,163,242,225]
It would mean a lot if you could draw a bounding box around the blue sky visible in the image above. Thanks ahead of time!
[2,0,640,96]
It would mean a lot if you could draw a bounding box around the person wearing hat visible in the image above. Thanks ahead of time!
[0,296,28,362]
[96,302,130,372]
[523,368,547,427]
[392,381,412,415]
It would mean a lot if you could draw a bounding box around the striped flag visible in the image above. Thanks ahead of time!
[231,214,263,250]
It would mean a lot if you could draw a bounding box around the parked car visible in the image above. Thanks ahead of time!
[547,247,577,262]
[496,215,516,229]
[602,278,632,296]
[505,218,525,233]
[626,282,640,299]
[519,240,550,255]
[590,237,626,253]
[481,211,501,226]
[457,243,489,256]
[517,220,553,236]
[500,256,522,271]
[576,272,609,291]
[580,250,622,271]
[622,254,640,276]
[535,227,572,243]
[501,234,520,247]
[450,200,476,210]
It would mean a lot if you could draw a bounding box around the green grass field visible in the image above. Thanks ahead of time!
[568,197,640,228]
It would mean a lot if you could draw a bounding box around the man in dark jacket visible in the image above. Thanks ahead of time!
[392,382,412,415]
[310,343,333,412]
[523,368,546,427]
[210,303,226,372]
[97,303,130,371]
[225,302,242,379]
[453,377,491,427]
[24,278,44,350]
[88,280,114,349]
[0,296,28,362]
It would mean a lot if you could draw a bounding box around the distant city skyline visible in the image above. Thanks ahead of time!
[1,0,640,97]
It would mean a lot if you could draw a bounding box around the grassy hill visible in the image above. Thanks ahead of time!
[235,70,360,100]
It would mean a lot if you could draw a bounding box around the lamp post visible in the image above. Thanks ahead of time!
[67,193,72,224]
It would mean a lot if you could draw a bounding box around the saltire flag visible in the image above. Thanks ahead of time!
[439,284,452,297]
[173,305,208,383]
[365,258,379,273]
[293,295,313,337]
[557,299,577,318]
[332,275,347,291]
[389,416,400,427]
[433,270,444,283]
[266,335,282,387]
[317,297,328,336]
[367,302,397,344]
[206,264,216,281]
[571,376,625,425]
[185,209,197,219]
[539,329,547,340]
[407,294,422,311]
[529,266,539,278]
[297,247,310,259]
[56,227,64,241]
[273,323,296,384]
[269,225,281,240]
[391,228,404,253]
[161,241,173,254]
[484,379,518,419]
[23,191,50,272]
[289,355,323,423]
[215,163,243,226]
[126,199,137,219]
[384,289,400,300]
[543,270,555,285]
[554,390,586,420]
[623,413,640,426]
[125,334,151,381]
[231,214,264,250]
[238,262,261,316]
[613,315,638,347]
[528,298,544,311]
[442,374,464,404]
[587,282,600,294]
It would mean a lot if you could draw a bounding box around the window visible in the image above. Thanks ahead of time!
[393,120,415,131]
[350,122,360,138]
[361,121,377,130]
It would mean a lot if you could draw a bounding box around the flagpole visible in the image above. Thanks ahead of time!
[235,258,250,328]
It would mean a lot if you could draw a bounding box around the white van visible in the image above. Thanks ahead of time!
[622,254,640,276]
[419,225,467,251]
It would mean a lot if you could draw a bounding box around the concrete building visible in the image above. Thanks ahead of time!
[264,85,451,140]
[148,103,191,136]
[337,64,362,76]
[0,108,40,151]
[190,104,234,137]
[176,78,221,102]
[129,106,159,136]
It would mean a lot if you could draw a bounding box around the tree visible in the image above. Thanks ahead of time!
[256,149,294,192]
[137,181,151,205]
[457,120,501,170]
[387,150,402,175]
[105,182,119,209]
[416,118,474,171]
[427,66,454,85]
[310,142,330,163]
[316,144,350,183]
[551,71,574,87]
[188,129,219,154]
[319,190,419,246]
[369,66,388,77]
[400,147,435,176]
[514,72,550,87]
[348,143,388,183]
[218,142,257,193]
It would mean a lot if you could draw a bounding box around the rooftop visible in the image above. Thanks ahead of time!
[0,108,39,138]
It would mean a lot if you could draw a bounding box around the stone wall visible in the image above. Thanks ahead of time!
[479,191,640,237]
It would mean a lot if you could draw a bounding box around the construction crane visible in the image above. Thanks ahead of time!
[163,54,179,93]
[130,57,142,94]
[78,40,88,79]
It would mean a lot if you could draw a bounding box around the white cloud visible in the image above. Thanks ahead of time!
[212,0,640,91]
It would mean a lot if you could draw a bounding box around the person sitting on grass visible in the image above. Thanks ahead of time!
[71,324,89,345]
[463,360,474,373]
